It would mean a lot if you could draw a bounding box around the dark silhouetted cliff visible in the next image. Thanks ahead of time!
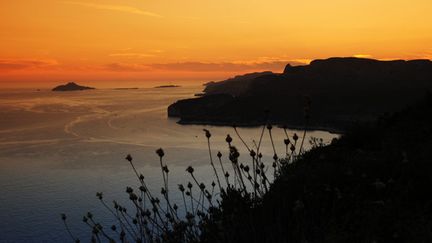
[168,57,432,131]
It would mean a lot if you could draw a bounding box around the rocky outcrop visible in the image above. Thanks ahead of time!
[52,82,95,91]
[168,57,432,131]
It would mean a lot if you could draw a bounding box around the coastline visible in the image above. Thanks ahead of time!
[175,118,346,134]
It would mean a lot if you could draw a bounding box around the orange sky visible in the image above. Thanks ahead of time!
[1,0,432,88]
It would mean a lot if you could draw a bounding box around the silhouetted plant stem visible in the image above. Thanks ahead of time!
[61,215,78,243]
[217,155,229,187]
[299,130,307,154]
[256,124,266,155]
[204,130,222,193]
[180,190,188,213]
[159,158,167,194]
[234,126,251,152]
[252,156,257,199]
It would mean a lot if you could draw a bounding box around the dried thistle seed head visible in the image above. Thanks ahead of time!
[186,212,194,220]
[284,138,290,145]
[225,172,230,177]
[187,182,193,189]
[92,226,99,234]
[240,163,244,169]
[217,151,222,158]
[86,212,93,219]
[96,192,103,200]
[244,165,250,172]
[290,144,296,151]
[129,193,138,201]
[161,188,166,195]
[82,216,88,222]
[126,187,133,194]
[185,191,191,196]
[225,134,233,144]
[173,204,178,210]
[229,146,240,162]
[266,124,273,130]
[156,148,164,158]
[250,150,256,157]
[178,184,185,192]
[162,165,169,173]
[111,225,116,231]
[125,154,132,162]
[139,174,144,181]
[199,183,205,190]
[61,213,66,221]
[186,166,194,174]
[258,153,263,158]
[211,181,216,187]
[273,154,278,161]
[272,162,276,168]
[293,133,299,141]
[203,129,211,138]
[139,186,146,192]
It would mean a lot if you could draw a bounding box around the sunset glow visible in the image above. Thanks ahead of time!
[1,0,432,88]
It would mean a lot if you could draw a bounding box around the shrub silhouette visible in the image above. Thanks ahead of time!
[62,94,432,242]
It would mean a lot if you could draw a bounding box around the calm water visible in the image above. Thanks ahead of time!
[0,86,338,242]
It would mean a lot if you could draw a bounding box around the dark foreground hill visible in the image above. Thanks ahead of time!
[168,57,432,131]
[52,82,95,91]
[202,94,432,243]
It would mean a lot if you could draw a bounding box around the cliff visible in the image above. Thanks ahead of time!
[168,57,432,131]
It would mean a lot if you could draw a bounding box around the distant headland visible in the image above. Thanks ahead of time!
[52,82,95,91]
[168,57,432,131]
[154,85,181,88]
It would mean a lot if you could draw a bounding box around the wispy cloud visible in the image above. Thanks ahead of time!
[148,61,289,72]
[103,63,150,72]
[0,59,58,71]
[109,53,155,58]
[62,1,162,18]
[102,60,306,73]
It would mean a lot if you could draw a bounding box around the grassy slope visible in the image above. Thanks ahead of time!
[205,94,432,243]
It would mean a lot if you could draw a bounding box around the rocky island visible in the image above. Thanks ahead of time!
[52,82,95,91]
[154,85,181,88]
[168,57,432,131]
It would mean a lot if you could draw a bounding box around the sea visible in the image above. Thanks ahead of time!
[0,85,338,242]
